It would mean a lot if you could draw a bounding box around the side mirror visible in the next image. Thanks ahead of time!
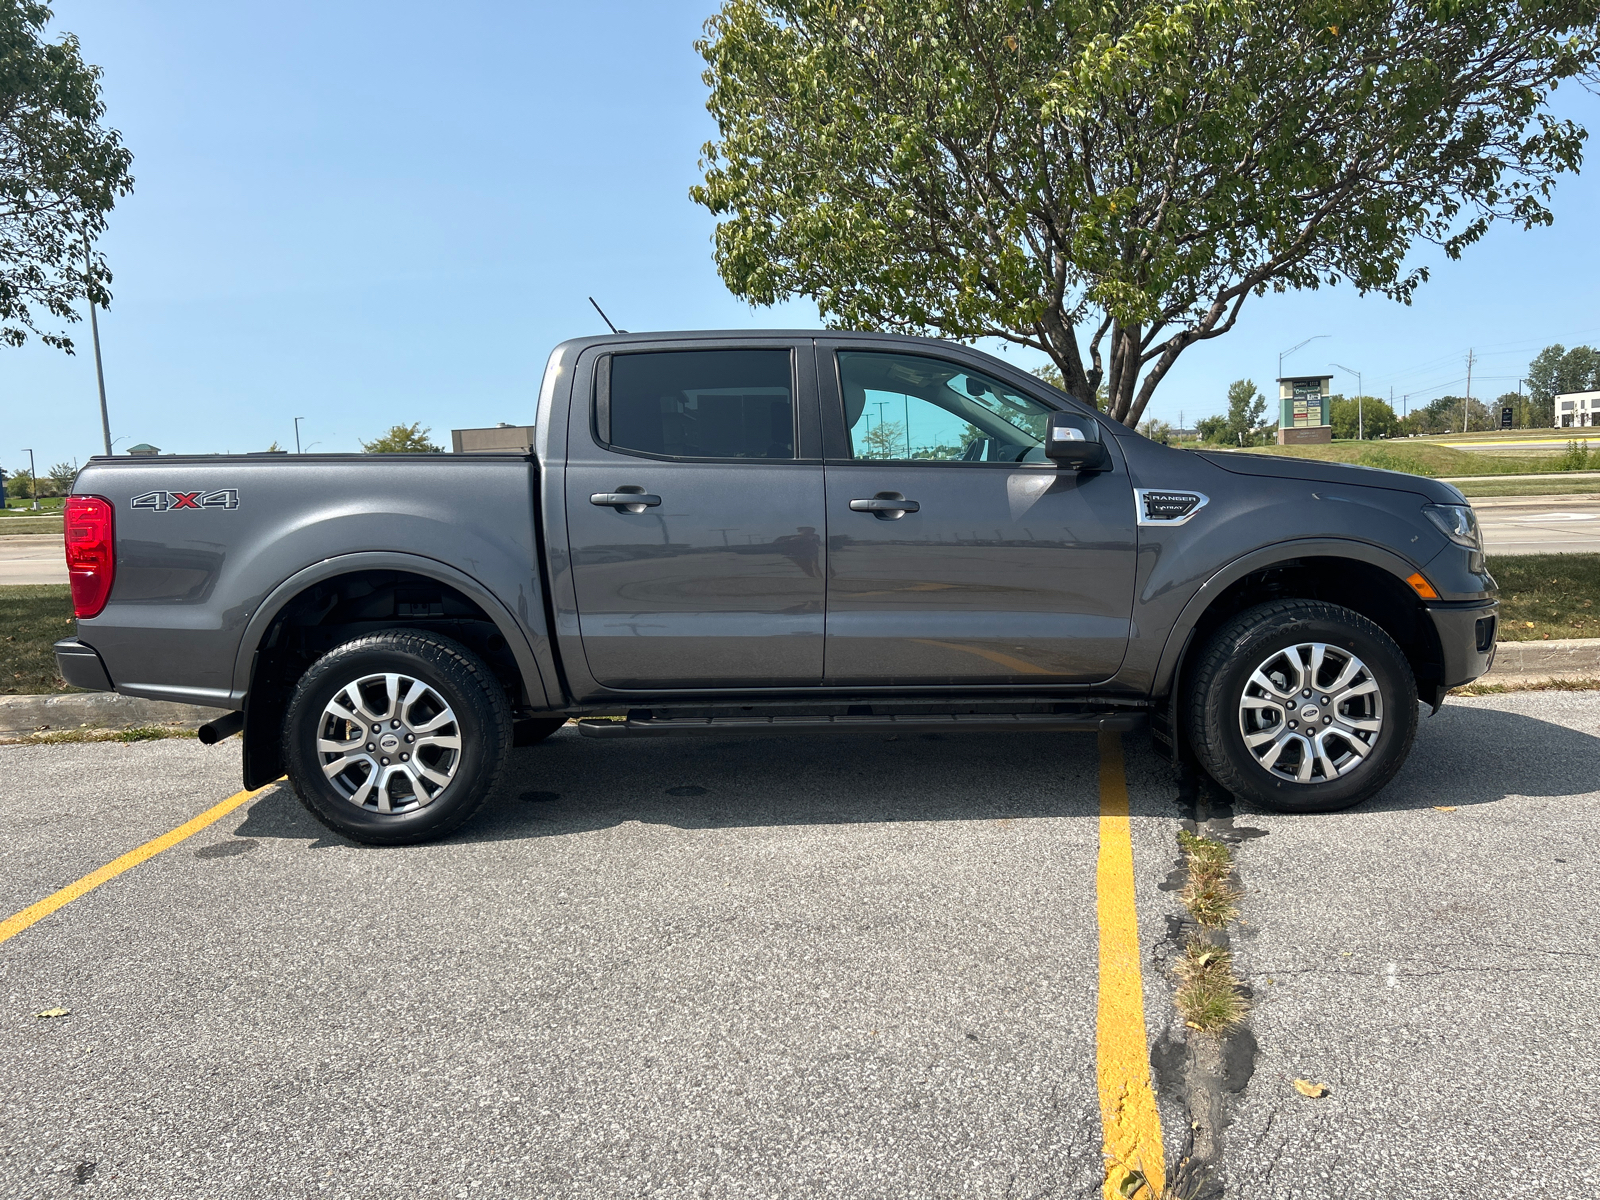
[1044,412,1110,471]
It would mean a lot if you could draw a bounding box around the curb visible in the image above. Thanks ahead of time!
[1484,637,1600,683]
[0,692,226,737]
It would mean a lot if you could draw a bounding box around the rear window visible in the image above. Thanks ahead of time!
[604,349,794,460]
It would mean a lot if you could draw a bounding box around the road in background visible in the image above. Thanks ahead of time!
[1472,494,1600,555]
[0,536,66,585]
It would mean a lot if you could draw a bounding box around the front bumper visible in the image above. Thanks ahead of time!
[54,638,113,691]
[1424,599,1499,700]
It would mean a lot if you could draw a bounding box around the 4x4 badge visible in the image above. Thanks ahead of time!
[130,489,240,512]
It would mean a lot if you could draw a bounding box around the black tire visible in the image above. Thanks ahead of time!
[1186,599,1418,813]
[513,716,568,747]
[282,630,513,845]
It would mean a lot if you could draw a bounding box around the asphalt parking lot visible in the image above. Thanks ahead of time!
[2,693,1598,1199]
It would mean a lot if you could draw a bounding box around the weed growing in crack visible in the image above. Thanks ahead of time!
[1174,942,1247,1033]
[1176,829,1240,929]
[1172,830,1249,1037]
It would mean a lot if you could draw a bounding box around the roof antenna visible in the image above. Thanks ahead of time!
[588,297,625,334]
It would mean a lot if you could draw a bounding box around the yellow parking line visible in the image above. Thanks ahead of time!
[0,780,278,947]
[1096,731,1165,1197]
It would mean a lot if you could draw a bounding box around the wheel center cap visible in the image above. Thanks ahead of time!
[1299,703,1321,722]
[378,733,401,753]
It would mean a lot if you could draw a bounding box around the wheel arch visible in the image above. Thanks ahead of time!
[236,552,554,789]
[1153,539,1444,744]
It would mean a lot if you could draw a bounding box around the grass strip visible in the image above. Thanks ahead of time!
[1453,676,1600,696]
[1,585,75,695]
[0,724,194,746]
[1489,554,1600,642]
[1172,830,1248,1036]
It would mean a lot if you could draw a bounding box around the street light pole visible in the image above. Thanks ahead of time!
[1278,334,1330,380]
[82,230,112,456]
[23,448,38,510]
[1330,363,1363,439]
[294,417,305,455]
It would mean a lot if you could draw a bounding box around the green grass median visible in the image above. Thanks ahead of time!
[5,561,1596,698]
[2,585,75,695]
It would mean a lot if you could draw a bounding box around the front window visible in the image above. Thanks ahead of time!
[836,351,1055,464]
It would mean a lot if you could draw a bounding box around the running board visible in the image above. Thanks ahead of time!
[576,712,1145,738]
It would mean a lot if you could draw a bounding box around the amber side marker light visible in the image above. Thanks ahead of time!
[64,495,115,618]
[1405,572,1439,600]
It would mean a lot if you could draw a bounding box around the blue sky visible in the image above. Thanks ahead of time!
[7,1,1600,477]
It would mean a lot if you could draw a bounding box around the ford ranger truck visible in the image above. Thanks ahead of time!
[54,331,1498,844]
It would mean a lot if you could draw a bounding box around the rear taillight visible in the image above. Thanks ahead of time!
[64,495,115,618]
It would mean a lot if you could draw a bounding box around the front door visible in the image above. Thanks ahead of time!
[565,343,827,689]
[819,347,1136,685]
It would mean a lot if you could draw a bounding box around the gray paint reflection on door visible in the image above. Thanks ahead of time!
[566,462,827,687]
[823,464,1136,683]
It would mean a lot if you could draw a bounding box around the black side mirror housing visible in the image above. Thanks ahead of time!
[1044,412,1111,472]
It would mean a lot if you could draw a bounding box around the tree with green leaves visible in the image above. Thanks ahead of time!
[45,460,75,493]
[360,423,443,453]
[1526,343,1600,426]
[1221,379,1269,446]
[695,1,1600,427]
[1329,396,1398,440]
[859,419,906,458]
[2,1,134,351]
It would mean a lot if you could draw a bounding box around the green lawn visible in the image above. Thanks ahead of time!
[1219,440,1582,477]
[1,585,76,694]
[1491,555,1600,642]
[3,559,1595,697]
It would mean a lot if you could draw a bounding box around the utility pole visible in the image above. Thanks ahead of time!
[23,448,38,510]
[1463,349,1475,434]
[294,417,305,454]
[82,231,112,456]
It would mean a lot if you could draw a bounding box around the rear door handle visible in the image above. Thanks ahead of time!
[849,492,920,520]
[591,491,662,512]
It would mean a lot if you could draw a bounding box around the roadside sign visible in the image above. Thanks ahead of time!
[1501,407,1514,429]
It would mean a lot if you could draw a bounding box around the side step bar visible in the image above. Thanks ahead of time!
[577,711,1146,739]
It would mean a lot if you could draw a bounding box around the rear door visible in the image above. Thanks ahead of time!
[818,344,1137,684]
[564,340,827,689]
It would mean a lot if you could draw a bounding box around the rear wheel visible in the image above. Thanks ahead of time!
[283,630,512,844]
[1186,600,1418,813]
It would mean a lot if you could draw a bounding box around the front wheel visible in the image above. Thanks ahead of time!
[1186,600,1418,813]
[282,630,513,844]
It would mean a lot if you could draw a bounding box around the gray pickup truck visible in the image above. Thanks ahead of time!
[56,331,1497,843]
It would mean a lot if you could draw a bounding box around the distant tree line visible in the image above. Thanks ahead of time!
[4,461,77,500]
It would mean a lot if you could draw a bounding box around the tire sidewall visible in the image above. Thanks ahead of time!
[1204,609,1417,812]
[284,636,507,843]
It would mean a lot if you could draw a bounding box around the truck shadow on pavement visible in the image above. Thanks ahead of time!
[234,730,1120,848]
[1248,698,1600,817]
[230,701,1599,847]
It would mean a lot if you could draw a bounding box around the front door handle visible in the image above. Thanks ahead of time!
[849,492,920,520]
[591,489,662,513]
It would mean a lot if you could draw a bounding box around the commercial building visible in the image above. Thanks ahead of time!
[450,424,535,453]
[1555,391,1598,428]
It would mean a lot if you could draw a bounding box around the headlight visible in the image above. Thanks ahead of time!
[1422,503,1482,551]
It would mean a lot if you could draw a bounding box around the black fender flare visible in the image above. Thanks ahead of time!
[1150,536,1428,701]
[231,550,555,708]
